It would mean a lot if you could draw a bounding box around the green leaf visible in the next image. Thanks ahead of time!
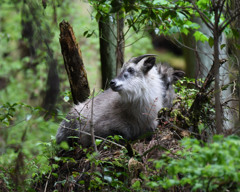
[104,175,112,182]
[95,12,102,21]
[232,29,239,38]
[193,31,208,43]
[198,123,205,133]
[52,164,59,169]
[52,173,58,178]
[147,181,159,188]
[95,139,103,146]
[208,36,214,48]
[197,0,209,9]
[83,30,88,37]
[220,44,226,50]
[154,0,168,5]
[86,32,93,38]
[94,176,103,184]
[236,44,240,50]
[181,28,189,35]
[60,141,69,150]
[132,180,141,189]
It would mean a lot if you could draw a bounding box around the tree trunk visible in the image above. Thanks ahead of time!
[59,20,90,104]
[42,50,60,119]
[20,1,36,63]
[99,15,117,89]
[214,9,222,134]
[21,0,60,119]
[182,33,196,78]
[116,11,125,75]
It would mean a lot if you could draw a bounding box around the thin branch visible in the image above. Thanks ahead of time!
[159,117,202,137]
[191,1,214,31]
[222,99,239,105]
[219,0,227,16]
[124,32,146,48]
[44,170,52,192]
[219,7,240,33]
[90,89,98,153]
[141,144,181,158]
[124,26,145,42]
[124,12,143,37]
[173,36,214,60]
[61,125,125,148]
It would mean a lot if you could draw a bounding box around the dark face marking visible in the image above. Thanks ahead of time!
[127,67,135,74]
[117,67,136,80]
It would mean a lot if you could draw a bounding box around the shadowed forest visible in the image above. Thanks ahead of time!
[1,0,240,191]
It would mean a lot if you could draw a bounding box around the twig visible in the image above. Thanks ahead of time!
[141,144,181,158]
[61,126,125,149]
[191,1,214,31]
[90,89,98,153]
[222,99,239,105]
[219,7,240,33]
[124,12,143,37]
[219,0,227,16]
[173,36,214,59]
[160,117,202,137]
[44,170,52,192]
[124,31,146,48]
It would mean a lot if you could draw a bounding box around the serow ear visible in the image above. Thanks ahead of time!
[142,57,156,73]
[172,70,185,82]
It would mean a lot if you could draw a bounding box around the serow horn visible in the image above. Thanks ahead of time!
[130,54,157,64]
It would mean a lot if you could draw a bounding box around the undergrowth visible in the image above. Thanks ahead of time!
[1,77,240,191]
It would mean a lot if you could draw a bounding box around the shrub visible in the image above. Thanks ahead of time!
[148,135,240,191]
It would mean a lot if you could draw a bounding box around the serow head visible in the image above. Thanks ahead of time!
[110,54,156,92]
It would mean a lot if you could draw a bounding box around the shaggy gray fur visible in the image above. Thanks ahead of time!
[56,55,184,147]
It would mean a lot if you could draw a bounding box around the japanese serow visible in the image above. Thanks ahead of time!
[56,54,184,147]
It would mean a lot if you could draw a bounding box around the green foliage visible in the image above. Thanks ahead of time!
[84,145,130,191]
[193,31,209,43]
[1,0,240,191]
[46,135,240,191]
[168,77,215,132]
[89,0,207,40]
[0,101,58,190]
[148,136,240,191]
[175,77,199,109]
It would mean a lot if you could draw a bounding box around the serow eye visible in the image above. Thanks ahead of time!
[127,67,134,74]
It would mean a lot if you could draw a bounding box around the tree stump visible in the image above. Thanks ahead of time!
[59,20,90,104]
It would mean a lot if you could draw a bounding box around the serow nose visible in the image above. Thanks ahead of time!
[110,80,116,87]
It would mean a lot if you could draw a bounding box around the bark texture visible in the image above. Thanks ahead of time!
[116,11,125,75]
[59,20,90,104]
[99,15,117,89]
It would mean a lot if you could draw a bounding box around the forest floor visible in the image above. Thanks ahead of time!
[30,122,186,192]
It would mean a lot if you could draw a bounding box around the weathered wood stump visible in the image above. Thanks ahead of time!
[59,20,90,104]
